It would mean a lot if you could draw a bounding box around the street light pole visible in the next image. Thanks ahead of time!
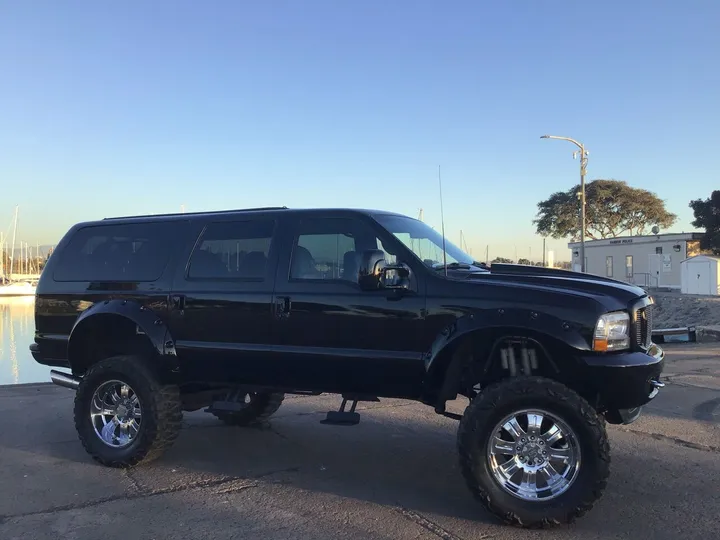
[540,135,588,273]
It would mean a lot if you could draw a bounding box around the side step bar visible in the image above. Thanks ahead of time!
[50,370,81,390]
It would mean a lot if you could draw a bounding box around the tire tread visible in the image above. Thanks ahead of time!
[457,376,610,528]
[73,354,182,468]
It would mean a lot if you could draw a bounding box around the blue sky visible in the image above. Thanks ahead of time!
[1,0,718,261]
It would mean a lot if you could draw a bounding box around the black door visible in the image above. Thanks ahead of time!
[271,214,428,398]
[168,217,281,385]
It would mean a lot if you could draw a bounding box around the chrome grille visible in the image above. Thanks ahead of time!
[635,306,653,347]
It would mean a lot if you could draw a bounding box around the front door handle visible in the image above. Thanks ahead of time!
[275,296,291,319]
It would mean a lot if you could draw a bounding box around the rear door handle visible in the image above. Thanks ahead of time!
[275,296,291,319]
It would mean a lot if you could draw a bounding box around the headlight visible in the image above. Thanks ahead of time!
[593,311,630,351]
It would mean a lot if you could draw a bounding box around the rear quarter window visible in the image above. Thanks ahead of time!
[53,221,178,282]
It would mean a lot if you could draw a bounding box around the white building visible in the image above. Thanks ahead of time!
[681,255,720,295]
[567,232,705,289]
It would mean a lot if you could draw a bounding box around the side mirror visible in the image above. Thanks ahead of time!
[358,249,411,291]
[358,249,386,290]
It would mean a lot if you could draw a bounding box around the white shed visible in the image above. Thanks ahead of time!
[680,255,720,295]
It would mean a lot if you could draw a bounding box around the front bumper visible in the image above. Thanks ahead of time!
[580,343,665,412]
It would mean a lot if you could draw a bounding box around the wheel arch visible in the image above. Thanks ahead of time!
[423,314,586,411]
[67,299,178,378]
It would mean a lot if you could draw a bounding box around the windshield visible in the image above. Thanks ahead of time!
[373,213,475,268]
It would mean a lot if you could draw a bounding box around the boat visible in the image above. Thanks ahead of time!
[0,280,37,297]
[0,206,39,298]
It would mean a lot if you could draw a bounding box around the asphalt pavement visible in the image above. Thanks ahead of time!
[0,343,718,540]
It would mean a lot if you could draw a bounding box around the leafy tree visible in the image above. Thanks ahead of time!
[689,190,720,255]
[491,257,513,264]
[533,179,677,241]
[518,258,532,265]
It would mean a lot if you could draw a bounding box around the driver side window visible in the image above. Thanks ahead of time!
[289,217,394,282]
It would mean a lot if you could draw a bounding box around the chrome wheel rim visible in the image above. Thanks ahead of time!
[90,380,142,448]
[487,408,581,501]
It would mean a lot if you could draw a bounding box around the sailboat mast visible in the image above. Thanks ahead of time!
[9,205,18,277]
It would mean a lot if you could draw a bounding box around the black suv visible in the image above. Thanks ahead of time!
[31,207,664,528]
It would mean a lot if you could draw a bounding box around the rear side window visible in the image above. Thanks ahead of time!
[53,222,177,282]
[187,219,275,280]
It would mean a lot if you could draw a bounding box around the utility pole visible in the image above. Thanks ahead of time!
[541,135,588,272]
[542,237,546,267]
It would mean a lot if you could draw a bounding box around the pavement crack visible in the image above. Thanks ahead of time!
[122,469,143,493]
[0,467,299,522]
[212,482,259,495]
[393,505,484,540]
[619,427,720,454]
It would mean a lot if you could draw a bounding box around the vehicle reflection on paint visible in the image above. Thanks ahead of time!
[0,297,47,385]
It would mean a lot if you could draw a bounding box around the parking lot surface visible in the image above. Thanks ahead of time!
[1,343,718,540]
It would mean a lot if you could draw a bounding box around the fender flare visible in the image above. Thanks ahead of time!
[67,299,177,373]
[423,308,588,408]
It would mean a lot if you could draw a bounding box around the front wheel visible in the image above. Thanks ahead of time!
[457,376,610,528]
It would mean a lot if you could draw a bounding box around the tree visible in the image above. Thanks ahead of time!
[689,190,720,255]
[533,179,677,241]
[491,257,513,264]
[518,258,532,265]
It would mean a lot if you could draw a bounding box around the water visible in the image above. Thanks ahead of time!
[0,297,52,385]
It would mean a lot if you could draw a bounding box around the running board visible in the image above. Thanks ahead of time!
[320,394,380,426]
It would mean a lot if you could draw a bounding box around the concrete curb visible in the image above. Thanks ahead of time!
[653,326,720,343]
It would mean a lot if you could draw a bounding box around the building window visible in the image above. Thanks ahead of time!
[625,255,633,278]
[655,247,663,254]
[606,256,613,277]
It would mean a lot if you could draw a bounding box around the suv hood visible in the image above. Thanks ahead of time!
[456,263,647,304]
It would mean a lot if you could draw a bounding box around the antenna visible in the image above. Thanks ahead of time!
[438,165,448,277]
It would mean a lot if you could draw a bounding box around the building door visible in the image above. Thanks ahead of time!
[688,262,712,295]
[648,254,663,287]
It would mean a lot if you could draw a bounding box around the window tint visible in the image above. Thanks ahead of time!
[188,220,274,280]
[54,222,176,282]
[290,218,394,281]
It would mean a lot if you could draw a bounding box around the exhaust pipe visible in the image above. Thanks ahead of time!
[50,370,81,390]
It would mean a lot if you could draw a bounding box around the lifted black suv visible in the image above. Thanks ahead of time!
[31,206,664,528]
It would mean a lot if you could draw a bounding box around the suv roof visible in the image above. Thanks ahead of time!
[98,207,410,224]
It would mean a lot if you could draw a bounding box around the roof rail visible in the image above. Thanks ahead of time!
[102,206,289,220]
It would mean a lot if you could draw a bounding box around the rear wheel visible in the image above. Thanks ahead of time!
[211,389,285,426]
[457,376,610,528]
[73,355,182,468]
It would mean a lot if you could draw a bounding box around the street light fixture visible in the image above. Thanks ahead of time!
[540,135,588,273]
